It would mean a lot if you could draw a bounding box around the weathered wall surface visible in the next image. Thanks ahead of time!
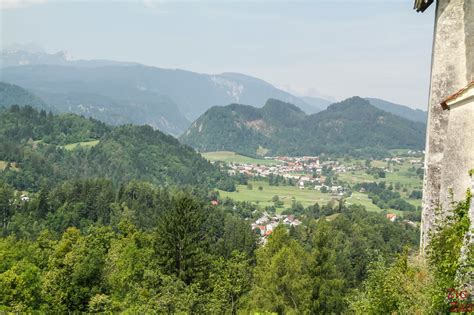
[421,0,474,250]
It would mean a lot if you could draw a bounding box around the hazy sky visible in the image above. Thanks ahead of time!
[1,0,435,109]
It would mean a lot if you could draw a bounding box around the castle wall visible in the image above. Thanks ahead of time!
[421,0,474,250]
[439,101,474,210]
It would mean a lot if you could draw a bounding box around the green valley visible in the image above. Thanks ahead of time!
[204,150,423,218]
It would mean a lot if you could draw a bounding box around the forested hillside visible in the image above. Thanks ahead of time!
[180,97,426,157]
[0,82,51,111]
[0,106,232,191]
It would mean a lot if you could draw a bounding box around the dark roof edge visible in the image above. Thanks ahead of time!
[414,0,434,12]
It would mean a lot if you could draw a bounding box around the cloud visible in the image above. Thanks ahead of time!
[0,0,47,10]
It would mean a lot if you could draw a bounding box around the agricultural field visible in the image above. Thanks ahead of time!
[62,140,100,151]
[202,151,280,166]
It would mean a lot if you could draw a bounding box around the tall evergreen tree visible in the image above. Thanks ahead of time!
[155,192,209,284]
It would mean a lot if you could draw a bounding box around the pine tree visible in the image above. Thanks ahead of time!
[156,192,209,284]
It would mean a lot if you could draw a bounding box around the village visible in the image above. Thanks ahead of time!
[224,152,424,195]
[250,212,302,244]
[212,151,425,232]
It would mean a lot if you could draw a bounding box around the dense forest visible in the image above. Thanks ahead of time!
[0,106,233,192]
[0,176,421,313]
[180,97,426,158]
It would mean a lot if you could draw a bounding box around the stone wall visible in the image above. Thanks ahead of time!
[421,0,474,250]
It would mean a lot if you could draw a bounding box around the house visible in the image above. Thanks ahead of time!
[264,229,273,237]
[386,213,397,222]
[290,219,302,227]
[251,224,266,236]
[20,194,30,202]
[331,186,343,193]
[255,214,269,225]
[265,221,279,232]
[211,200,219,206]
[299,181,305,189]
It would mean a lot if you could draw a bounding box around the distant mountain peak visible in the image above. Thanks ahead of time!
[326,96,372,111]
[263,98,304,114]
[210,75,245,102]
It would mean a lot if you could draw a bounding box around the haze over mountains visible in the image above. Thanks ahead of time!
[1,49,427,135]
[180,97,426,157]
[0,49,318,134]
[0,81,51,111]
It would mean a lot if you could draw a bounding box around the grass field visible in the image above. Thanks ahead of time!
[63,140,100,151]
[338,160,423,189]
[219,180,333,210]
[345,192,403,215]
[202,151,279,165]
[389,149,412,156]
[220,181,408,215]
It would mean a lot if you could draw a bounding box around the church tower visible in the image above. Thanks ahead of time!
[415,0,474,251]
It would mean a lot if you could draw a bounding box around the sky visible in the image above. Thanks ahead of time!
[1,0,435,109]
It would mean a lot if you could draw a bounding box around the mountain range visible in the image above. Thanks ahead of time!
[180,97,426,158]
[0,49,426,136]
[0,50,318,135]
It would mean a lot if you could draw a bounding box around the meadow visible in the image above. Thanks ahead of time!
[220,181,407,214]
[219,180,334,210]
[202,151,280,165]
[62,140,100,151]
[338,160,423,188]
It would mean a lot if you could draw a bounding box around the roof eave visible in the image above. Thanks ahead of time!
[414,0,434,13]
[440,81,474,110]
